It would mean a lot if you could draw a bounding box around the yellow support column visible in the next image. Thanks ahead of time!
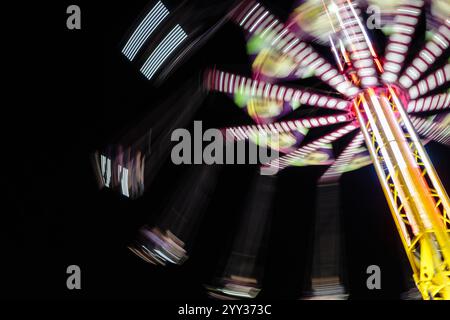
[354,89,450,300]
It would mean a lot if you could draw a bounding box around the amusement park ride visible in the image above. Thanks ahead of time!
[96,0,450,299]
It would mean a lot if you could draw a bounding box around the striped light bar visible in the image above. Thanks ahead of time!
[382,0,424,84]
[410,115,450,146]
[224,114,355,141]
[407,93,450,113]
[399,19,450,88]
[205,69,351,111]
[408,63,450,99]
[99,155,131,197]
[122,1,170,61]
[140,24,187,80]
[262,122,359,171]
[233,1,359,98]
[100,154,112,188]
[334,0,380,88]
[319,132,367,183]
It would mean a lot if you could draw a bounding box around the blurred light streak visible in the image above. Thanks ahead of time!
[410,113,450,147]
[205,69,351,111]
[262,122,358,172]
[140,24,188,80]
[319,132,368,183]
[122,1,170,61]
[408,64,450,99]
[223,114,354,143]
[303,183,347,300]
[232,1,359,97]
[382,0,424,84]
[399,20,450,88]
[407,93,450,113]
[206,174,276,299]
[129,165,221,266]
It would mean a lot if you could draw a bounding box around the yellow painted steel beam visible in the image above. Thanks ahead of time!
[354,89,450,300]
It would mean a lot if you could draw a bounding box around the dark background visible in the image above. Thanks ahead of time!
[3,0,449,301]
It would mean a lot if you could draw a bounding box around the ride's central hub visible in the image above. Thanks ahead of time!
[351,85,410,122]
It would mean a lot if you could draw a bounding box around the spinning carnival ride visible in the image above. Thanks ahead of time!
[96,0,450,299]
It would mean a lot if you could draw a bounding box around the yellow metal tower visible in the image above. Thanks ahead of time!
[354,88,450,299]
[326,0,450,299]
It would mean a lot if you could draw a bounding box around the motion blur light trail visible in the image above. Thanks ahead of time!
[96,0,450,299]
[305,183,347,299]
[128,165,220,266]
[93,77,206,198]
[206,174,276,299]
